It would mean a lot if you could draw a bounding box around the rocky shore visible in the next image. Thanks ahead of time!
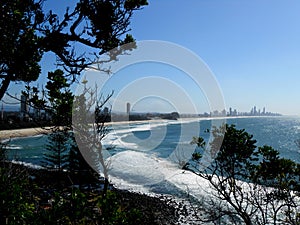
[1,161,202,225]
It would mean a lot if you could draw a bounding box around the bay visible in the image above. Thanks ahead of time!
[5,116,300,196]
[7,116,300,164]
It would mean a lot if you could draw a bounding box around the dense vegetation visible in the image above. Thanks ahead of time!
[0,148,179,225]
[0,0,148,101]
[188,124,300,224]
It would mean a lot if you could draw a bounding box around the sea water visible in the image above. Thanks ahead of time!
[5,116,300,197]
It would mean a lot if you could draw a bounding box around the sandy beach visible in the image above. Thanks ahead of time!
[0,118,180,140]
[0,116,263,140]
[0,127,52,140]
[0,119,170,140]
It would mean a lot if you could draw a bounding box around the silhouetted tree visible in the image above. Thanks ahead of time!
[67,132,98,184]
[189,124,300,224]
[0,0,148,100]
[0,0,43,100]
[37,70,73,173]
[72,86,113,196]
[0,142,7,162]
[43,130,69,172]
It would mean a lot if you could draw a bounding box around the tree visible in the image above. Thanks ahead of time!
[68,133,88,173]
[44,69,73,127]
[72,88,113,196]
[0,142,7,162]
[0,162,35,224]
[189,124,300,225]
[37,70,73,173]
[25,67,112,190]
[43,130,69,172]
[22,69,74,127]
[67,132,99,185]
[0,0,148,100]
[0,0,43,100]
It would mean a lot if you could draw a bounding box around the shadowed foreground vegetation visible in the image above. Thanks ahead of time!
[187,124,300,225]
[0,160,179,225]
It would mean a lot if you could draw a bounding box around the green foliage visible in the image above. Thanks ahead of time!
[213,124,258,180]
[124,0,149,10]
[34,189,142,225]
[68,133,87,172]
[0,0,148,100]
[45,69,74,127]
[67,132,97,184]
[192,152,202,161]
[0,165,35,225]
[0,0,43,99]
[190,136,205,148]
[43,130,69,172]
[97,191,142,225]
[72,90,114,196]
[23,69,74,127]
[190,124,300,224]
[0,142,7,161]
[189,137,205,161]
[0,162,142,224]
[253,145,300,191]
[36,189,93,224]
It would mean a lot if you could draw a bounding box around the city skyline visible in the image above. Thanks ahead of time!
[1,99,281,117]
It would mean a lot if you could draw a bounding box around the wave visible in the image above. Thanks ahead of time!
[107,150,210,199]
[110,120,169,134]
[103,121,171,151]
[2,134,44,143]
[5,144,23,150]
[103,132,139,150]
[11,160,43,169]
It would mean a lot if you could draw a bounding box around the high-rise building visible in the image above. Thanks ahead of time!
[20,94,29,121]
[233,109,237,116]
[21,95,28,113]
[126,102,130,114]
[254,106,257,115]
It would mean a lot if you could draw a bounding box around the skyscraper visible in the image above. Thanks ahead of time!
[21,94,28,113]
[126,102,130,114]
[254,106,257,115]
[20,94,29,119]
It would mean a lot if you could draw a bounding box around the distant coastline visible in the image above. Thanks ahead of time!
[0,115,283,140]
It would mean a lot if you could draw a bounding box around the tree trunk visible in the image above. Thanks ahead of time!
[0,76,11,100]
[103,177,109,197]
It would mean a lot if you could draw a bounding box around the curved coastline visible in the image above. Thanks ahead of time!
[0,116,280,140]
[0,119,174,140]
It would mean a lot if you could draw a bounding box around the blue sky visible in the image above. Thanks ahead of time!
[126,0,300,115]
[3,0,300,115]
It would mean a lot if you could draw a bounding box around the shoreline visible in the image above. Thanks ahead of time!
[0,127,52,140]
[0,116,282,140]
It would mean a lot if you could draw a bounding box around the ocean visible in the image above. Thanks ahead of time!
[5,116,300,197]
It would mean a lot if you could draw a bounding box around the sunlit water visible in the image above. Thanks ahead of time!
[5,116,300,197]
